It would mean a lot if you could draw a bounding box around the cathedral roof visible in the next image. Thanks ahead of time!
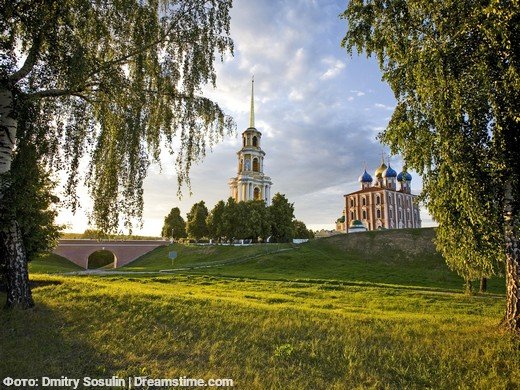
[383,164,397,178]
[358,170,373,183]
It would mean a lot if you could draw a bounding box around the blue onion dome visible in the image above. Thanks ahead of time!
[383,164,397,178]
[358,169,373,183]
[398,170,412,181]
[374,162,387,178]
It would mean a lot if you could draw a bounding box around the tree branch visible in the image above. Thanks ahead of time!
[8,35,41,85]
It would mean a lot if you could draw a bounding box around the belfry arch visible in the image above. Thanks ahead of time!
[254,187,261,200]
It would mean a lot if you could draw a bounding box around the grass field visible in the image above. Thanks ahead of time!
[2,229,517,388]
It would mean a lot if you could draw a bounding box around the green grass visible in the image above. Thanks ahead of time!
[1,274,518,389]
[3,229,515,388]
[29,253,82,274]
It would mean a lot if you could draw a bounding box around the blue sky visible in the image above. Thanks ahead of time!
[57,0,434,235]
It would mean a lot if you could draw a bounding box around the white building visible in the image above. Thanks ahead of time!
[228,78,273,205]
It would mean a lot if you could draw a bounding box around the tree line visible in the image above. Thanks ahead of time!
[161,194,314,243]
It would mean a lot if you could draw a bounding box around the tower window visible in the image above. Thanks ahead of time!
[253,136,258,147]
[376,195,380,205]
[362,210,367,220]
[253,158,259,172]
[376,209,381,219]
[254,187,261,200]
[362,197,366,206]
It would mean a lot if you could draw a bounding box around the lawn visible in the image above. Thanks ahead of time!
[3,230,516,388]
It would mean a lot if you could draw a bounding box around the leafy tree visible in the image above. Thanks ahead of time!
[0,141,61,292]
[247,200,271,241]
[186,201,209,242]
[269,193,294,243]
[161,207,186,240]
[342,0,519,329]
[0,0,233,308]
[222,197,239,241]
[293,220,313,240]
[206,200,226,242]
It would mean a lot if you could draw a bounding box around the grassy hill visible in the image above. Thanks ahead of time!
[121,228,504,293]
[2,228,516,388]
[29,253,82,273]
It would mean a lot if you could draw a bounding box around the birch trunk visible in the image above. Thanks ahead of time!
[503,182,520,331]
[0,86,34,309]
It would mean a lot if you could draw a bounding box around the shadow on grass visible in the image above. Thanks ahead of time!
[0,291,106,379]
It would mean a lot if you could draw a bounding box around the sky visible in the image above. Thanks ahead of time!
[56,0,435,235]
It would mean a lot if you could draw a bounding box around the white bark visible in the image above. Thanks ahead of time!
[0,87,17,176]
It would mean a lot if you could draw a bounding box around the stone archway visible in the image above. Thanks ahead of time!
[87,249,118,269]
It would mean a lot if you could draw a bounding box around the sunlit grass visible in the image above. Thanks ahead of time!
[12,229,514,388]
[1,274,518,389]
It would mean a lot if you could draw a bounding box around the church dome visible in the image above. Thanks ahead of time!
[397,171,412,182]
[350,219,364,227]
[358,170,373,183]
[374,162,387,178]
[383,165,397,178]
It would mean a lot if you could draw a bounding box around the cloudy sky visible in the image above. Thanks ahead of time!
[57,0,434,235]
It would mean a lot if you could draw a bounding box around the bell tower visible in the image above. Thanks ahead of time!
[229,77,273,205]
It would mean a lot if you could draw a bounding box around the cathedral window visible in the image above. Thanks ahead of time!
[376,195,380,205]
[362,210,367,219]
[376,209,381,219]
[362,197,366,206]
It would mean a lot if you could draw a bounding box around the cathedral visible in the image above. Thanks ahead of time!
[340,159,422,232]
[228,79,273,205]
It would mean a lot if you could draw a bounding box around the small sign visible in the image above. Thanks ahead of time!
[168,251,177,260]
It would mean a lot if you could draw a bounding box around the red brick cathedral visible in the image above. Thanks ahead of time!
[340,159,421,233]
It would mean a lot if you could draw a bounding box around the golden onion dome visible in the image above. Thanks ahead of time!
[374,162,387,178]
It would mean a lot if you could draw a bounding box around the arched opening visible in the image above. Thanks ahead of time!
[239,159,243,172]
[87,250,117,269]
[252,157,259,172]
[252,136,258,147]
[254,187,261,200]
[243,136,246,147]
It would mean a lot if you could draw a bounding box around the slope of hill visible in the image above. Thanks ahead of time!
[122,228,503,293]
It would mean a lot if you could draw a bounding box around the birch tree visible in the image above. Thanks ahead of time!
[342,0,519,331]
[0,0,234,308]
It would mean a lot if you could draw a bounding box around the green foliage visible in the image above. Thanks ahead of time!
[269,193,295,243]
[292,219,313,239]
[341,0,519,284]
[206,200,226,241]
[1,0,234,233]
[186,201,209,242]
[161,207,186,240]
[0,142,61,260]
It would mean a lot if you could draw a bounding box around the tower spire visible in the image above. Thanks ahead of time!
[249,75,255,128]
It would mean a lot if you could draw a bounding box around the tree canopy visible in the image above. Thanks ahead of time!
[0,0,233,308]
[342,0,519,330]
[269,193,295,243]
[186,201,209,242]
[161,207,186,240]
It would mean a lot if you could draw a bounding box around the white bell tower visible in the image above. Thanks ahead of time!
[228,77,273,205]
